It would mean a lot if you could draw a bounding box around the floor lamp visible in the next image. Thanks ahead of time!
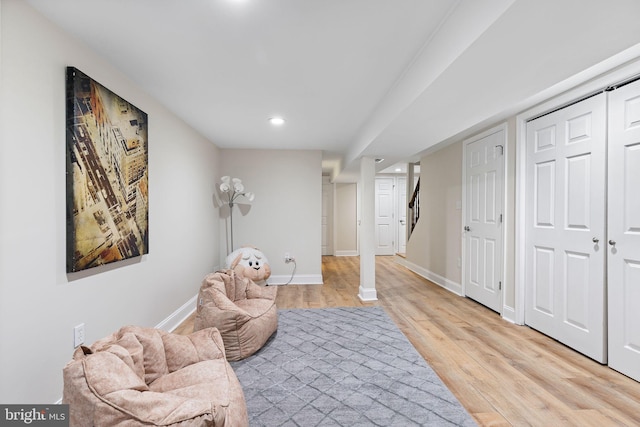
[219,176,254,254]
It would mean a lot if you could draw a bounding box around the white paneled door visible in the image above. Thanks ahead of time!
[464,127,504,313]
[375,177,395,255]
[608,79,640,381]
[525,93,607,363]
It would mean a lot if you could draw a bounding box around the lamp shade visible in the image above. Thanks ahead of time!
[219,182,231,193]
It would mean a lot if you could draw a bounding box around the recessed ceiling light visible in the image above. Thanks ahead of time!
[269,117,285,126]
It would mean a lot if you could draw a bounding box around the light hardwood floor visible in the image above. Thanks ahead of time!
[176,256,640,426]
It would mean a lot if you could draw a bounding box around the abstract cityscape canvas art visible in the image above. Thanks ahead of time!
[66,67,148,272]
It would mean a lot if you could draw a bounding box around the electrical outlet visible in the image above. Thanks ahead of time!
[284,253,295,263]
[74,323,85,348]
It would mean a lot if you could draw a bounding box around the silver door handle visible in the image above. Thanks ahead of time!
[592,237,599,243]
[399,219,405,225]
[609,240,616,247]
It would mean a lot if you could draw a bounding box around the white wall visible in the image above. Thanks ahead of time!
[404,142,463,292]
[0,0,221,403]
[219,149,323,284]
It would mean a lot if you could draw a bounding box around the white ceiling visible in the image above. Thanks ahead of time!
[25,0,640,181]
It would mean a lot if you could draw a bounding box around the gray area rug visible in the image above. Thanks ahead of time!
[230,306,477,426]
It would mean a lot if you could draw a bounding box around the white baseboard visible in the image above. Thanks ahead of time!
[501,305,518,324]
[335,250,358,257]
[156,295,197,332]
[266,274,323,285]
[358,286,378,301]
[395,257,463,296]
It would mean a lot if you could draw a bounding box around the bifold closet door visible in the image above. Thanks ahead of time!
[525,93,607,363]
[607,79,640,382]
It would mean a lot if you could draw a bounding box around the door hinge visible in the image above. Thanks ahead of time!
[499,214,503,223]
[499,281,502,291]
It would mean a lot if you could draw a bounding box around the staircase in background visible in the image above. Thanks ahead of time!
[408,178,420,238]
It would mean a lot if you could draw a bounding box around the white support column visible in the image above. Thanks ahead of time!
[358,157,377,301]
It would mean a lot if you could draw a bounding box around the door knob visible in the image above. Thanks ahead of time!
[609,240,616,246]
[464,226,470,232]
[592,237,599,243]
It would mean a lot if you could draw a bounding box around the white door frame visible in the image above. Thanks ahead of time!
[461,123,507,315]
[515,57,640,326]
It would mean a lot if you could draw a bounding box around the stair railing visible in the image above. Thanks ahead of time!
[408,178,420,237]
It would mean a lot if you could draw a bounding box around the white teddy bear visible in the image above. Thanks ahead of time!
[225,246,271,285]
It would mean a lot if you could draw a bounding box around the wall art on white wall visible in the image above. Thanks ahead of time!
[65,67,149,272]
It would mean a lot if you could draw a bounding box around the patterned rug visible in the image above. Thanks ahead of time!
[230,306,477,426]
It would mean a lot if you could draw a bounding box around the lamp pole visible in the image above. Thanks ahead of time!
[229,199,235,254]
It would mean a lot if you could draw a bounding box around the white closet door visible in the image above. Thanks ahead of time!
[375,177,395,255]
[525,93,607,363]
[464,128,504,313]
[608,79,640,381]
